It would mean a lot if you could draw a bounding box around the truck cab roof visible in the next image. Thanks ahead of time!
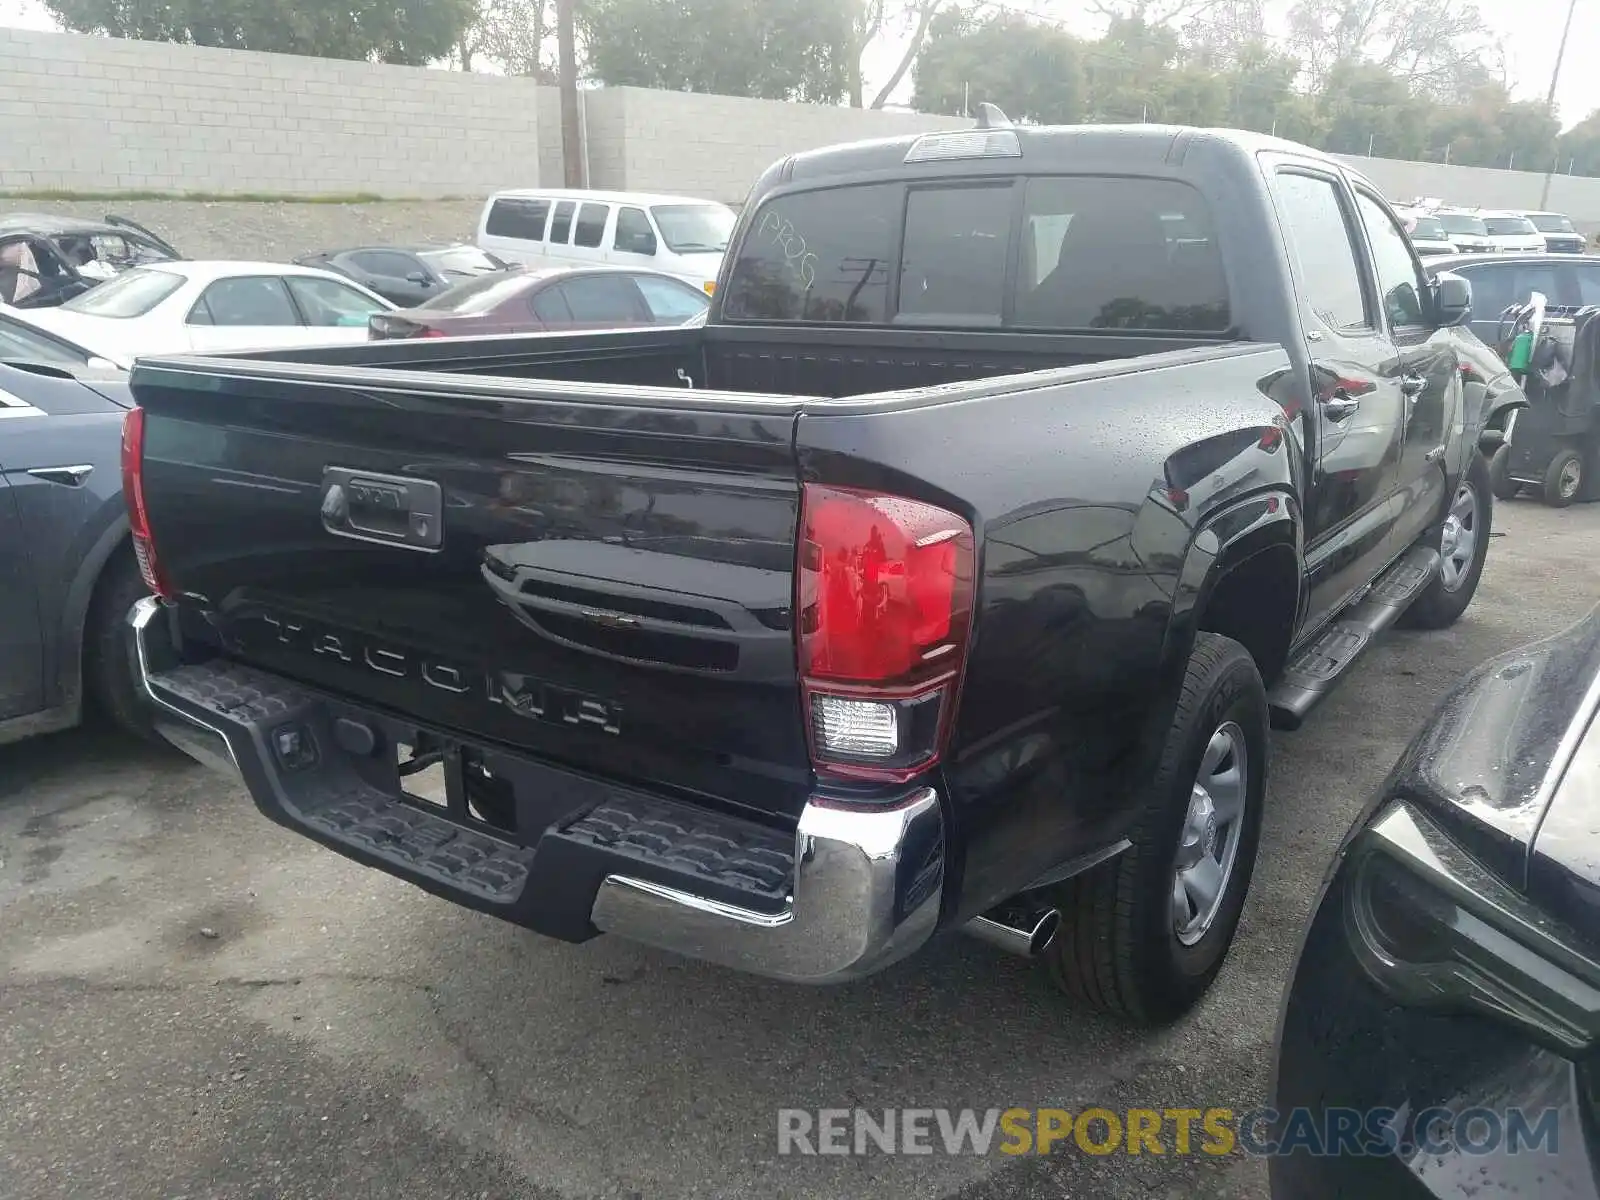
[775,123,1364,191]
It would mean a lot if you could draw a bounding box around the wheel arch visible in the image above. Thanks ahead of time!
[52,514,132,715]
[1168,490,1303,689]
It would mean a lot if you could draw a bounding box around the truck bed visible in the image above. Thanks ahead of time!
[227,322,1237,400]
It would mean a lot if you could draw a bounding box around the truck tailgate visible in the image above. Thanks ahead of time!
[130,357,814,820]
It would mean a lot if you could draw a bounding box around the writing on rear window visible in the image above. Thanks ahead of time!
[724,176,1230,332]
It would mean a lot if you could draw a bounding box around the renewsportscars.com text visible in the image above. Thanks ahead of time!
[776,1106,1561,1158]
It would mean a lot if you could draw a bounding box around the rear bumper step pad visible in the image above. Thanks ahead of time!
[127,596,944,983]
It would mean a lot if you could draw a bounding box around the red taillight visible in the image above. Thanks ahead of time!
[798,484,975,783]
[419,327,447,338]
[120,407,174,599]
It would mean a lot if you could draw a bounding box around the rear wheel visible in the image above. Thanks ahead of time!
[1487,445,1519,501]
[1543,447,1583,508]
[84,551,159,741]
[1045,633,1267,1026]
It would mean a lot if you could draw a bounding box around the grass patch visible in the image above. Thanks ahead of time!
[0,189,475,203]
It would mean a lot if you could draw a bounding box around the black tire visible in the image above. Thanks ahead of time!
[1045,633,1267,1026]
[1402,453,1493,631]
[83,550,160,741]
[1487,444,1519,501]
[1543,447,1583,508]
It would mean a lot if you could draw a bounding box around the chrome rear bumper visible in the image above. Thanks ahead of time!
[128,596,945,984]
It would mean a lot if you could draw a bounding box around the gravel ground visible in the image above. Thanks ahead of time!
[0,199,484,261]
[2,498,1599,1200]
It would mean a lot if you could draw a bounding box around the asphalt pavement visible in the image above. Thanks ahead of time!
[3,499,1598,1200]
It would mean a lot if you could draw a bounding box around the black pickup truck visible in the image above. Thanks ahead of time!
[123,119,1508,1025]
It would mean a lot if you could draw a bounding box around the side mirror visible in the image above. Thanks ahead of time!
[407,271,433,285]
[1433,271,1471,327]
[623,234,657,256]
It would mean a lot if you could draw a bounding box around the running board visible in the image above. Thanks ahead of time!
[1269,545,1441,730]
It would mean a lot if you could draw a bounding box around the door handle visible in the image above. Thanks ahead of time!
[25,464,93,487]
[1323,392,1360,422]
[1400,372,1426,397]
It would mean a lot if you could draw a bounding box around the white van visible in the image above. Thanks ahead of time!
[476,190,736,295]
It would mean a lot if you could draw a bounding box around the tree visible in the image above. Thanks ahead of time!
[912,9,1085,124]
[1560,110,1600,178]
[1285,0,1494,97]
[460,0,550,76]
[43,0,475,63]
[850,0,946,109]
[579,0,856,103]
[1081,16,1180,122]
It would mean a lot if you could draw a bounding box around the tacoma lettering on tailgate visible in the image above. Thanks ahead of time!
[234,610,623,736]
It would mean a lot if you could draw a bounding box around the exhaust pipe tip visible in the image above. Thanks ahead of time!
[964,907,1061,958]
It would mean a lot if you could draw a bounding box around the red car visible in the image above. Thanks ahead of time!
[367,265,709,339]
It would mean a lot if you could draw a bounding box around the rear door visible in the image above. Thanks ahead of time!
[541,274,653,330]
[186,275,320,353]
[0,386,45,720]
[347,250,437,307]
[1268,165,1407,634]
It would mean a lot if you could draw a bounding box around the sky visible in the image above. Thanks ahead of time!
[5,0,1598,128]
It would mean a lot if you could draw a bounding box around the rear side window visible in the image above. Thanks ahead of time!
[60,267,183,317]
[189,276,299,327]
[349,250,423,278]
[1272,172,1369,331]
[558,274,645,322]
[485,197,551,241]
[1013,177,1229,331]
[900,184,1011,324]
[573,203,609,249]
[549,202,576,245]
[723,184,897,323]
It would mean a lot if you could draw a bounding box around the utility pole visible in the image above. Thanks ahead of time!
[1539,0,1578,208]
[557,0,583,189]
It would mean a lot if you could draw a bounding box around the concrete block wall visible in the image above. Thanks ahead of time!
[590,88,971,203]
[0,27,543,196]
[4,26,1600,232]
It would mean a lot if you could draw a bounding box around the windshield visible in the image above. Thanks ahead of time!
[1483,216,1538,236]
[650,204,735,254]
[425,271,537,314]
[60,267,184,317]
[0,314,89,366]
[420,246,505,276]
[1410,216,1447,240]
[1527,213,1576,233]
[1437,213,1489,237]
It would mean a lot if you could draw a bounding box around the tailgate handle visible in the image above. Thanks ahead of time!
[320,467,443,552]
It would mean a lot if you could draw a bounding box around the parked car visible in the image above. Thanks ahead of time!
[1396,208,1459,257]
[1422,251,1600,346]
[1519,209,1587,254]
[294,243,508,308]
[476,189,734,295]
[1478,210,1548,255]
[367,266,711,339]
[0,355,159,746]
[123,119,1499,1025]
[1271,603,1600,1198]
[1431,209,1499,255]
[0,306,124,371]
[0,213,182,308]
[18,261,395,362]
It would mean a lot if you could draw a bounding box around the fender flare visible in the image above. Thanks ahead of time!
[1164,488,1303,674]
[50,513,131,713]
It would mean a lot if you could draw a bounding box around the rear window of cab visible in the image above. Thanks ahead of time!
[721,176,1231,333]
